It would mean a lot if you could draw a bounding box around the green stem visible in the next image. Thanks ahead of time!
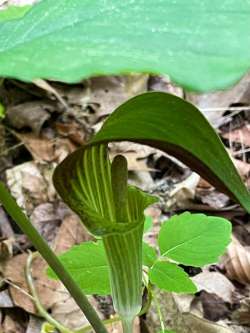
[121,318,133,333]
[139,281,153,316]
[0,181,108,333]
[152,288,165,332]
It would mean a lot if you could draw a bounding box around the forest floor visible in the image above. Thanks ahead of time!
[0,72,250,333]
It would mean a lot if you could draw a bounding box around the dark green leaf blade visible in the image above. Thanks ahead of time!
[158,212,231,267]
[0,0,249,91]
[47,241,111,295]
[91,92,250,213]
[149,261,197,293]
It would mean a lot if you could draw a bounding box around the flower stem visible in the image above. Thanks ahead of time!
[103,222,143,328]
[121,317,134,333]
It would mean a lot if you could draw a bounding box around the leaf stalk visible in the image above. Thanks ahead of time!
[0,181,108,333]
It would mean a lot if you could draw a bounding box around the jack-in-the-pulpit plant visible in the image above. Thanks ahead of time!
[50,138,232,333]
[52,144,157,332]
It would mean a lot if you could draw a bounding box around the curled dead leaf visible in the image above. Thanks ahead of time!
[223,236,250,284]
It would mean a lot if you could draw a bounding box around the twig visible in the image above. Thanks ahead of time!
[201,106,250,113]
[25,251,74,333]
[3,278,35,300]
[0,142,24,157]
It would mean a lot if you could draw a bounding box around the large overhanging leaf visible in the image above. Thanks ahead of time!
[0,0,249,91]
[91,92,250,213]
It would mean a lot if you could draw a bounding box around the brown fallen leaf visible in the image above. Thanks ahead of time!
[85,75,148,116]
[2,312,26,333]
[50,282,91,329]
[6,101,53,135]
[6,161,56,213]
[199,291,230,322]
[54,213,90,254]
[223,236,250,284]
[147,291,233,333]
[192,271,235,304]
[186,73,250,127]
[16,133,77,163]
[30,203,62,244]
[4,253,59,314]
[55,121,87,146]
[182,313,233,333]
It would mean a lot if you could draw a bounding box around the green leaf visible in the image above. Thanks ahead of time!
[47,241,111,295]
[0,6,31,23]
[47,240,156,294]
[0,1,249,91]
[159,212,231,267]
[142,242,157,268]
[144,216,153,233]
[158,331,176,333]
[91,92,250,214]
[149,261,197,293]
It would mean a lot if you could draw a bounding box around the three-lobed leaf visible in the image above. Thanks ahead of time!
[149,261,197,293]
[48,212,231,295]
[159,212,232,267]
[48,240,157,295]
[158,212,231,267]
[0,1,249,91]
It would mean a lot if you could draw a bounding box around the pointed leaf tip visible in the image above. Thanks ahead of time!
[91,92,250,213]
